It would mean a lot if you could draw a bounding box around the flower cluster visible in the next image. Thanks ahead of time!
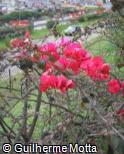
[39,73,75,93]
[82,56,110,81]
[9,20,30,27]
[108,79,124,95]
[40,42,60,61]
[34,41,111,93]
[12,32,124,96]
[10,31,31,49]
[11,38,24,49]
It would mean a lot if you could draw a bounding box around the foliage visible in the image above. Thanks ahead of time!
[46,20,59,30]
[46,20,60,37]
[2,11,35,22]
[0,26,32,40]
[1,9,56,23]
[0,40,9,50]
[62,7,79,15]
[85,6,104,14]
[31,28,49,40]
[101,13,124,69]
[111,0,124,12]
[78,12,108,22]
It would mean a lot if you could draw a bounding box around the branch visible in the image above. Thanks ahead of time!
[41,100,85,119]
[82,90,124,141]
[28,90,42,141]
[94,107,124,141]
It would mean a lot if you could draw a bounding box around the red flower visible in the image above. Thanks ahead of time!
[69,42,82,48]
[45,63,52,70]
[30,56,37,62]
[10,38,24,48]
[121,82,124,88]
[107,79,121,94]
[98,64,110,80]
[63,42,90,62]
[39,74,49,92]
[66,79,75,89]
[54,57,69,71]
[83,56,110,81]
[57,75,75,93]
[80,59,90,70]
[39,74,57,92]
[39,74,75,93]
[121,82,124,97]
[116,109,124,117]
[25,31,31,39]
[49,75,58,88]
[58,37,71,48]
[40,43,59,60]
[40,43,57,53]
[57,75,68,93]
[68,59,81,74]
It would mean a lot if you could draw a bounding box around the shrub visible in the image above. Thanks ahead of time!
[46,20,59,30]
[62,8,78,15]
[0,26,32,40]
[2,11,42,22]
[78,12,108,22]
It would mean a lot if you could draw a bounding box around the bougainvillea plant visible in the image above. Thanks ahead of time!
[11,32,124,121]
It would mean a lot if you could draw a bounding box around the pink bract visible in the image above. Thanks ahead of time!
[116,109,124,117]
[107,79,121,94]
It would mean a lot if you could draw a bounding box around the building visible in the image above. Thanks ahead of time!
[0,0,111,12]
[0,0,20,12]
[1,0,16,7]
